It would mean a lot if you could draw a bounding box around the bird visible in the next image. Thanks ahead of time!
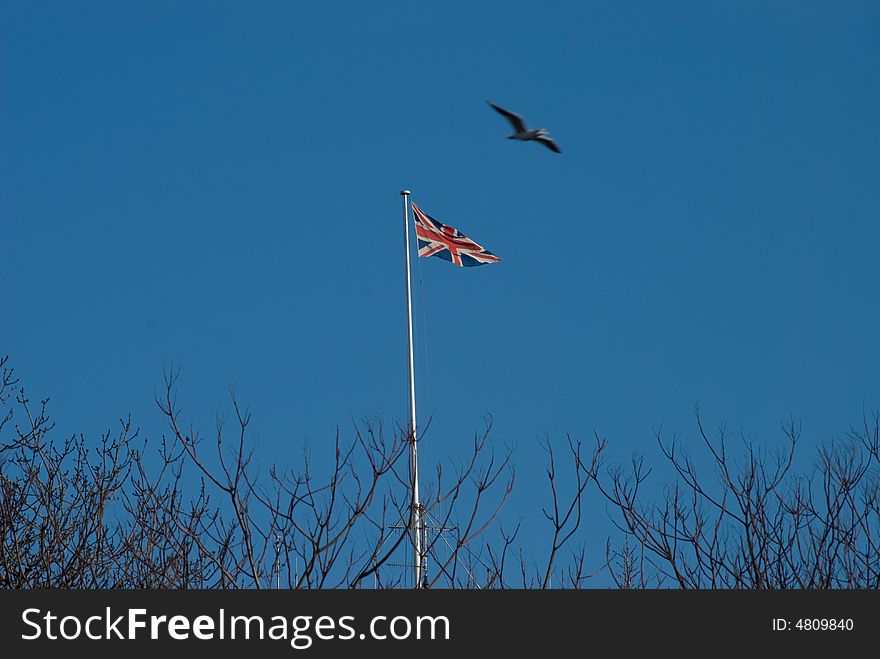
[486,100,562,153]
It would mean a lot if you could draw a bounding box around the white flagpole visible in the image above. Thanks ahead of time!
[400,189,422,589]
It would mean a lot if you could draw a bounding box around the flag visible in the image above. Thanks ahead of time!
[411,202,501,267]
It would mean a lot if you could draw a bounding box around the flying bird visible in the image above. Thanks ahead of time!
[486,100,562,153]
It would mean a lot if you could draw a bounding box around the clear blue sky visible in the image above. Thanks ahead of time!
[3,1,880,579]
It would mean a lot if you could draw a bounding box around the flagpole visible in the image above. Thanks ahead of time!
[400,189,422,589]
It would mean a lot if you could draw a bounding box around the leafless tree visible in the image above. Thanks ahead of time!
[481,433,608,588]
[30,350,879,591]
[598,407,880,588]
[1,357,556,588]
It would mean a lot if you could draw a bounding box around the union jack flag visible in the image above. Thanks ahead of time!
[411,203,501,267]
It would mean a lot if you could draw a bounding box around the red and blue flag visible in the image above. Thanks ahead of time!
[411,203,501,267]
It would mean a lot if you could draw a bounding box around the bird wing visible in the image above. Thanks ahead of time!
[486,100,527,133]
[534,135,562,153]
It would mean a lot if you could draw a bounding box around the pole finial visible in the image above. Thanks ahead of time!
[400,189,411,196]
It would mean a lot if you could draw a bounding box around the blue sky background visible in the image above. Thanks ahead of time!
[2,1,880,583]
